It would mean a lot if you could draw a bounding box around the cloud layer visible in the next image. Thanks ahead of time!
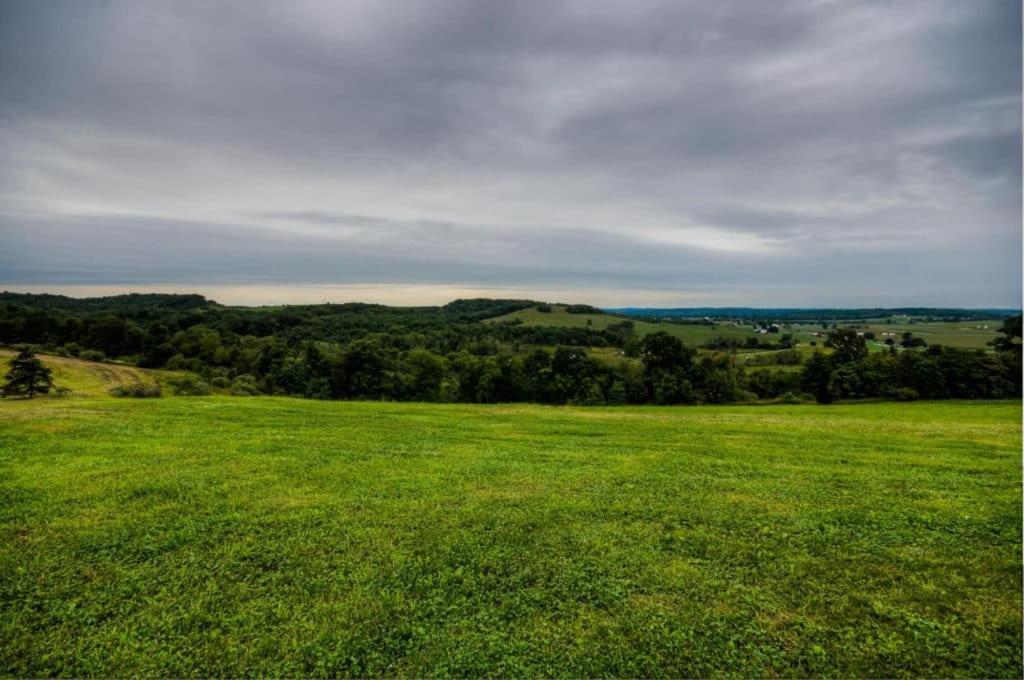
[1,0,1020,306]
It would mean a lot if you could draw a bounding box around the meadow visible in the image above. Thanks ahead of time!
[788,320,1003,351]
[486,305,756,345]
[1,386,1020,676]
[0,349,177,396]
[487,306,1004,350]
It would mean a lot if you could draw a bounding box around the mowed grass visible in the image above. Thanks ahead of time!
[1,395,1020,677]
[486,306,757,345]
[0,350,180,397]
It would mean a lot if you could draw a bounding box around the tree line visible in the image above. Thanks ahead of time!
[0,293,1019,404]
[799,325,1021,402]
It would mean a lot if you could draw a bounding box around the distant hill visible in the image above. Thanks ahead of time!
[4,293,1014,323]
[487,304,1013,350]
[0,292,214,314]
[484,304,758,345]
[0,293,539,325]
[608,307,1020,322]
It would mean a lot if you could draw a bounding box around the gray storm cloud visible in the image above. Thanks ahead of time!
[0,0,1020,306]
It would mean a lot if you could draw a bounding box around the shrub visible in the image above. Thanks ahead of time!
[211,376,231,389]
[571,382,606,406]
[109,381,162,398]
[703,369,741,404]
[650,372,696,405]
[80,350,106,362]
[171,376,212,396]
[229,374,260,396]
[438,378,459,403]
[776,349,803,365]
[605,379,628,405]
[892,387,920,401]
[565,304,600,314]
[536,304,552,313]
[166,354,205,372]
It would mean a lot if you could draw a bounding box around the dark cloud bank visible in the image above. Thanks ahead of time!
[0,0,1020,306]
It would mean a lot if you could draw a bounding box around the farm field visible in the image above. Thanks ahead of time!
[862,320,1003,349]
[486,305,757,345]
[1,394,1020,677]
[489,307,1005,351]
[789,320,1003,350]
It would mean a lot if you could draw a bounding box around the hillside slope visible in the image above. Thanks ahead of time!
[0,350,175,397]
[488,306,1006,350]
[485,305,756,345]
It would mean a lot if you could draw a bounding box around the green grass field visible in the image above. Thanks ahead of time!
[1,387,1020,676]
[487,307,1004,351]
[789,321,1003,350]
[863,320,1002,350]
[486,305,757,345]
[0,349,184,397]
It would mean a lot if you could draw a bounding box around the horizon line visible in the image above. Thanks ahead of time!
[2,285,1020,313]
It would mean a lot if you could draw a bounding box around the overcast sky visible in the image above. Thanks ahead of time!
[1,1,1020,307]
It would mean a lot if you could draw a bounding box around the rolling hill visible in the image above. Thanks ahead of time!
[0,350,178,397]
[484,305,759,345]
[486,305,1008,350]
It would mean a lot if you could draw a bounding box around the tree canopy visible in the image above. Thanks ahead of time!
[0,295,1019,405]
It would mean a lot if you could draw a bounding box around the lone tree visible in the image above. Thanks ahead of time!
[827,328,867,364]
[2,348,54,398]
[991,314,1022,355]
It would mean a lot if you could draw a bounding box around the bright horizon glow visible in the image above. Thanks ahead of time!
[2,284,1019,310]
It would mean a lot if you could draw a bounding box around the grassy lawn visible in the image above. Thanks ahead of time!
[1,395,1020,677]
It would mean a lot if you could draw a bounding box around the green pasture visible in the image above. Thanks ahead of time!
[487,307,1004,351]
[789,321,1002,350]
[1,391,1019,677]
[486,306,758,345]
[0,349,184,397]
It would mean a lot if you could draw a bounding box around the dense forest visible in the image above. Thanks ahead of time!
[1,292,1020,404]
